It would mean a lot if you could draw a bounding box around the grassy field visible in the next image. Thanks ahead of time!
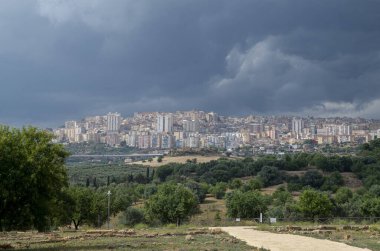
[129,155,223,167]
[0,228,256,251]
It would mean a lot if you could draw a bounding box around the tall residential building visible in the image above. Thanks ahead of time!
[310,124,317,137]
[339,124,352,135]
[250,123,263,134]
[156,114,173,132]
[183,119,199,132]
[292,118,304,135]
[107,112,121,132]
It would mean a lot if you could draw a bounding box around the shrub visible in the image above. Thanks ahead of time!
[302,170,324,189]
[257,166,283,187]
[123,207,145,227]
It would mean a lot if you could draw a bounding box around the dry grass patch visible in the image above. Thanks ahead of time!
[0,227,254,251]
[129,155,222,167]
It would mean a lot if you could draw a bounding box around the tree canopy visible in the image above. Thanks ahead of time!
[144,183,198,226]
[0,126,69,231]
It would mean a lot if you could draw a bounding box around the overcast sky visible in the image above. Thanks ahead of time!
[1,0,380,127]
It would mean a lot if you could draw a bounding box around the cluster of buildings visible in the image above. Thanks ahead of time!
[52,110,380,151]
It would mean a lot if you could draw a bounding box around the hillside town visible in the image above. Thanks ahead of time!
[52,110,380,154]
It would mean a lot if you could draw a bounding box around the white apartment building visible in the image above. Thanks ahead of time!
[107,112,121,132]
[156,114,173,132]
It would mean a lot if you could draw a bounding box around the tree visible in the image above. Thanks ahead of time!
[93,177,98,188]
[369,185,380,197]
[257,166,283,187]
[226,190,268,218]
[334,187,353,204]
[229,179,243,189]
[209,182,227,199]
[0,126,69,231]
[298,189,333,219]
[111,185,133,215]
[145,183,198,226]
[360,197,380,217]
[134,173,148,184]
[155,165,174,182]
[185,181,206,203]
[143,184,158,199]
[247,178,263,191]
[123,207,144,227]
[272,189,293,207]
[146,167,150,179]
[302,170,324,189]
[313,154,331,171]
[64,187,97,230]
[321,172,344,192]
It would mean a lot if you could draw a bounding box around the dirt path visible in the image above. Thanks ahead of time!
[212,227,371,251]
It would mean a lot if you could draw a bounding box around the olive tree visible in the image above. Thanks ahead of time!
[144,183,198,226]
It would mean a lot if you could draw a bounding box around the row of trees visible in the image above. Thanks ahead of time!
[152,153,365,186]
[66,182,200,229]
[226,185,380,220]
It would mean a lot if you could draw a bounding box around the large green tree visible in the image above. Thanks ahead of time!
[63,187,97,230]
[298,189,333,219]
[226,190,268,218]
[145,183,198,226]
[0,126,69,231]
[63,185,132,230]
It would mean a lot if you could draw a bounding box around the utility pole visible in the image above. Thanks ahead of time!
[107,190,111,229]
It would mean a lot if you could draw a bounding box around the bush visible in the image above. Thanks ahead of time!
[369,185,380,197]
[302,170,324,189]
[210,182,227,199]
[287,182,303,192]
[257,166,283,187]
[248,178,263,190]
[321,172,344,192]
[123,207,145,227]
[334,187,353,204]
[229,179,243,189]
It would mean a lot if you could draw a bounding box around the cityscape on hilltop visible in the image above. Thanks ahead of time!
[52,110,380,155]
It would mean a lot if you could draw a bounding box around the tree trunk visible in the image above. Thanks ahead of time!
[72,219,80,230]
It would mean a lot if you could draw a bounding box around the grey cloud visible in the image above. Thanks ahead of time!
[0,0,380,126]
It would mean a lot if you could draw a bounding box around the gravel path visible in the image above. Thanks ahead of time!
[212,227,371,251]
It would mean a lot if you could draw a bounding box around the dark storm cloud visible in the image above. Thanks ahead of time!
[1,0,380,126]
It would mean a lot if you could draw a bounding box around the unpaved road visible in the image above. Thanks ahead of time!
[213,227,371,251]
